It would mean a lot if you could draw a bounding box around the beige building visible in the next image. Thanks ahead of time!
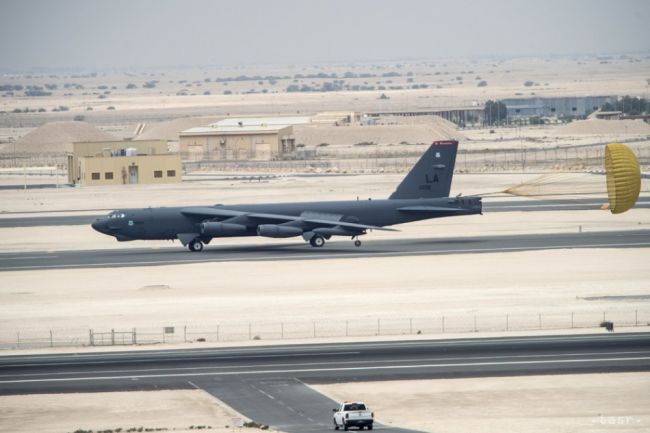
[179,118,302,161]
[67,140,181,186]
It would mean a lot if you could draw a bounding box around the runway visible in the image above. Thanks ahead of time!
[1,333,649,432]
[1,196,648,228]
[1,229,649,271]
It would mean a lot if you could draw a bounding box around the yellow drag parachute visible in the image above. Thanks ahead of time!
[500,143,640,214]
[605,143,641,214]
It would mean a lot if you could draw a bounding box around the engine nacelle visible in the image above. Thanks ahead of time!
[313,227,361,236]
[200,222,247,237]
[256,224,303,238]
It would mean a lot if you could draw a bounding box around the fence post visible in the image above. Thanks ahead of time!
[89,329,94,346]
[635,310,638,327]
[538,314,542,329]
[442,316,445,333]
[111,329,115,345]
[133,328,137,345]
[183,325,187,343]
[17,332,20,349]
[603,311,606,322]
[50,330,53,348]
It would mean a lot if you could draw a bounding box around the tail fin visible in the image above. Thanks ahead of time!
[389,140,458,199]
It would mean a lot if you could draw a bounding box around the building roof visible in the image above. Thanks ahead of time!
[210,116,311,128]
[180,124,291,136]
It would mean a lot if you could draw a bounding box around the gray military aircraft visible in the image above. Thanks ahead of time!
[91,140,482,251]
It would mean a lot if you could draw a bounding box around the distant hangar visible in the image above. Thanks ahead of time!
[179,117,309,161]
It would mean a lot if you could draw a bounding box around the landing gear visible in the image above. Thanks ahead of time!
[354,239,362,247]
[309,234,325,248]
[188,239,204,252]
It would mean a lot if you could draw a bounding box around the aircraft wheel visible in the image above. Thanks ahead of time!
[354,239,362,247]
[310,235,325,248]
[188,239,204,252]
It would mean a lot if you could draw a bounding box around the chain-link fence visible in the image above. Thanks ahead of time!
[2,309,648,350]
[182,142,650,174]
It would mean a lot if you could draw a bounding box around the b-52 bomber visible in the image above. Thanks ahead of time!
[92,140,482,251]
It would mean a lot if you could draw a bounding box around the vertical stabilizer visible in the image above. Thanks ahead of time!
[389,140,458,199]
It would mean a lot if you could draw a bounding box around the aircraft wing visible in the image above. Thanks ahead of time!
[398,206,466,213]
[181,207,397,231]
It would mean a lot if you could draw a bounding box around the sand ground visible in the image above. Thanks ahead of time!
[314,372,650,433]
[0,389,276,433]
[1,247,649,340]
[0,173,648,344]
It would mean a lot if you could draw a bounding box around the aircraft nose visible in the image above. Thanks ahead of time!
[91,218,107,234]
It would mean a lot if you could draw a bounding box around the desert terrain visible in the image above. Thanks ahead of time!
[1,55,649,433]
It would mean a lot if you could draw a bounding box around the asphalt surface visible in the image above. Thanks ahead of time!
[1,197,649,228]
[1,333,649,432]
[1,229,649,271]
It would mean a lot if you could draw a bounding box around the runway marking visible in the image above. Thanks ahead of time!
[4,350,649,378]
[1,255,55,260]
[3,241,650,271]
[2,356,649,384]
[3,333,648,364]
[0,351,361,369]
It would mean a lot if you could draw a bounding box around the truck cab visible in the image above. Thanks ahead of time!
[332,401,374,431]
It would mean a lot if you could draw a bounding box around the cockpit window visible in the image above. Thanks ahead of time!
[109,212,125,219]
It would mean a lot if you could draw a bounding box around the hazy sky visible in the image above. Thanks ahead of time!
[1,0,649,71]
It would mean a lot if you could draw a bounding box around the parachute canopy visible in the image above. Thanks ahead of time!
[605,143,641,214]
[501,143,641,214]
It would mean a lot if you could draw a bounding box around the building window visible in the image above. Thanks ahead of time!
[167,170,176,177]
[105,172,114,180]
[91,172,100,180]
[154,170,163,178]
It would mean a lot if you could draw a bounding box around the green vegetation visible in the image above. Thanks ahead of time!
[600,95,649,115]
[484,100,507,125]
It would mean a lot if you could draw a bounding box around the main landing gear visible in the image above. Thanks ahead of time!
[309,234,326,248]
[188,238,204,252]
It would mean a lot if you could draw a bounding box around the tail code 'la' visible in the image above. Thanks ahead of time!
[389,140,458,200]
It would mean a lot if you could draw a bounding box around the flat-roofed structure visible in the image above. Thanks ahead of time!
[179,118,300,161]
[67,140,181,186]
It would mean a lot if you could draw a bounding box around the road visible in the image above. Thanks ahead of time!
[1,229,649,271]
[1,197,649,228]
[1,333,649,432]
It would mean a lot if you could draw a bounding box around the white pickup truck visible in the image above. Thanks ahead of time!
[332,401,374,431]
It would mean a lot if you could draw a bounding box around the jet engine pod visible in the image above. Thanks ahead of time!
[200,222,248,237]
[256,224,303,238]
